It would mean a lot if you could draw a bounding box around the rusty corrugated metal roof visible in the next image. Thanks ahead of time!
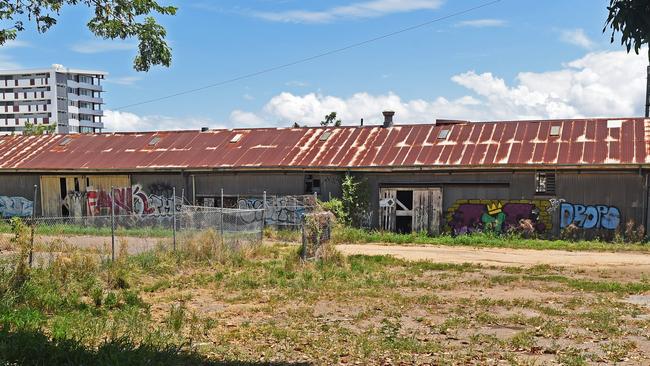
[0,118,648,171]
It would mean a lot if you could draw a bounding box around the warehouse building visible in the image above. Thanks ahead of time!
[0,113,647,238]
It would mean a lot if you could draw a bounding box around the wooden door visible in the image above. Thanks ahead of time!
[411,188,444,235]
[379,188,397,231]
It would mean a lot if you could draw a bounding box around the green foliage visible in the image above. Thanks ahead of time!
[341,174,370,227]
[321,112,342,127]
[319,198,347,223]
[330,226,650,252]
[0,0,177,71]
[604,0,650,61]
[22,123,55,135]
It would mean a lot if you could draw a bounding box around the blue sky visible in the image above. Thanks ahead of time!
[1,0,646,131]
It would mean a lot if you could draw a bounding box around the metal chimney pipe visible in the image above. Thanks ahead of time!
[646,65,650,118]
[382,111,395,128]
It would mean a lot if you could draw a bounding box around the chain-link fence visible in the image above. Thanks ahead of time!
[0,204,264,267]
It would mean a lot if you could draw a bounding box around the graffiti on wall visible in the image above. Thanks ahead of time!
[82,184,181,217]
[236,195,315,226]
[559,203,621,230]
[446,199,552,235]
[0,196,33,218]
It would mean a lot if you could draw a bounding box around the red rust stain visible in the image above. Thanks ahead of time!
[0,118,647,171]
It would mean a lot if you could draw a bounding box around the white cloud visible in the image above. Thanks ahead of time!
[560,28,594,49]
[103,110,224,132]
[2,40,30,49]
[254,0,443,23]
[71,40,136,54]
[104,76,142,86]
[105,50,646,132]
[456,19,506,28]
[230,50,645,127]
[243,93,255,101]
[0,55,22,70]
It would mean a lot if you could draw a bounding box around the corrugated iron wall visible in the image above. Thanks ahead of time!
[363,171,646,238]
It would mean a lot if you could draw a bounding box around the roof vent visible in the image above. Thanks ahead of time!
[201,127,209,132]
[436,119,468,126]
[382,111,395,128]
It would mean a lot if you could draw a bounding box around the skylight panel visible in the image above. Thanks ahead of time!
[230,133,243,143]
[59,137,72,146]
[550,126,561,136]
[437,129,450,140]
[607,120,623,129]
[320,131,332,141]
[148,136,162,146]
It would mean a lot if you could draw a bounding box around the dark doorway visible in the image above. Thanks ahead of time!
[396,190,413,210]
[59,178,69,217]
[395,216,412,234]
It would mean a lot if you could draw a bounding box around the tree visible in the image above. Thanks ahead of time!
[22,122,55,135]
[605,0,650,60]
[0,1,177,72]
[604,0,650,116]
[321,112,342,127]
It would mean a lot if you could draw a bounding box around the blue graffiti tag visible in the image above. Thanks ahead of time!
[560,203,620,230]
[0,196,33,218]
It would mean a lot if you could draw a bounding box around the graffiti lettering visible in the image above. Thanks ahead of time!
[236,196,314,226]
[85,185,181,217]
[446,199,552,235]
[0,196,33,218]
[559,203,620,230]
[547,198,566,213]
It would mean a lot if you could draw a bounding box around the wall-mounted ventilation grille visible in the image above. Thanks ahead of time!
[535,172,556,195]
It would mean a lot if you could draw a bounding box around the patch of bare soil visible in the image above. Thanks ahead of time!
[337,243,650,272]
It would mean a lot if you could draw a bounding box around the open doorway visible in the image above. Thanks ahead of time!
[379,187,442,235]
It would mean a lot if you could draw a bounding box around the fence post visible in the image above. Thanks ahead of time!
[263,191,267,229]
[220,188,224,246]
[172,187,177,252]
[110,185,115,262]
[28,184,38,268]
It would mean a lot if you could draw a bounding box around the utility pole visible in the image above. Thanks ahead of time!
[646,65,650,118]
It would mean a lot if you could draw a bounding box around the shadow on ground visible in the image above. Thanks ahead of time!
[0,329,311,366]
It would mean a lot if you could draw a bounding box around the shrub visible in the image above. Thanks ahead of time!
[319,198,347,224]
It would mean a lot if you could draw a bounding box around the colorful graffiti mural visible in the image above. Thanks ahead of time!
[0,196,33,218]
[559,203,620,230]
[84,185,181,217]
[446,199,552,235]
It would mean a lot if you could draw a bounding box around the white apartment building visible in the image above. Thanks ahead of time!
[0,64,106,134]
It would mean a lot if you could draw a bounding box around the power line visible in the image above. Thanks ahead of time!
[114,0,502,111]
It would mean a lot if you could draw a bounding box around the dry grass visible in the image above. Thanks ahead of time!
[2,239,650,365]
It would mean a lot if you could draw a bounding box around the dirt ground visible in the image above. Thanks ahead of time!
[337,244,650,271]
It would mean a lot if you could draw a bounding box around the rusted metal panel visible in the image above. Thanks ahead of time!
[0,118,648,172]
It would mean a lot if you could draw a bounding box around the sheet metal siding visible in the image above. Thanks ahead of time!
[193,173,305,197]
[0,174,41,215]
[364,172,531,228]
[131,174,187,197]
[556,173,645,234]
[0,174,39,198]
[0,118,647,171]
